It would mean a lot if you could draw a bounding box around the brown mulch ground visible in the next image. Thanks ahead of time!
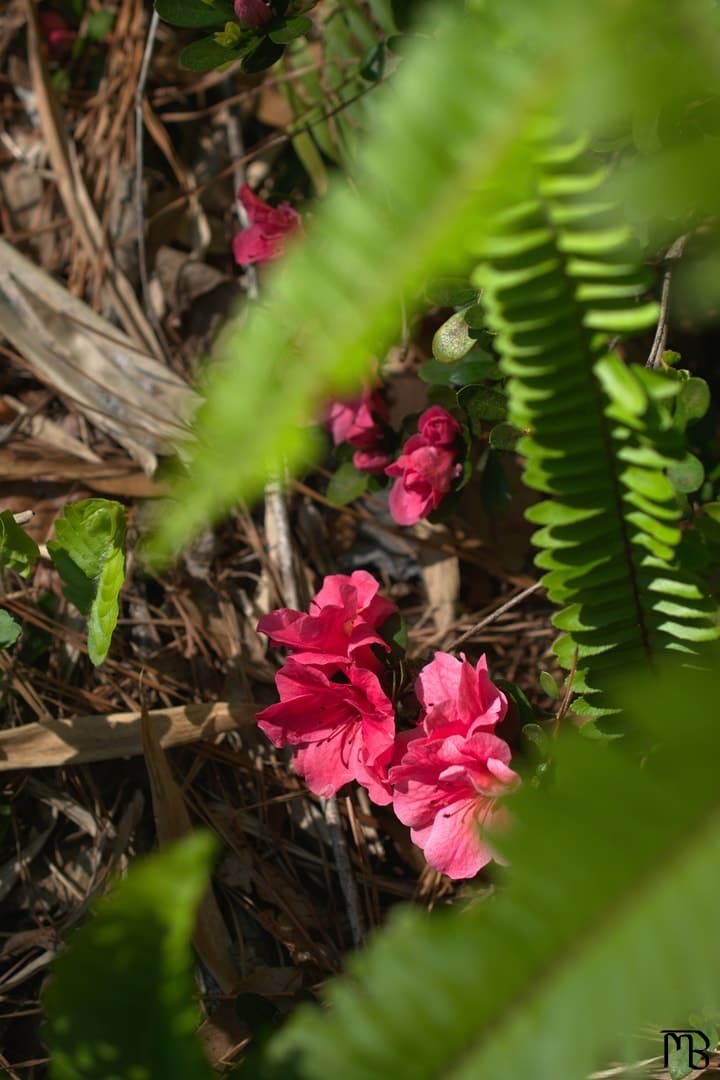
[0,2,559,1073]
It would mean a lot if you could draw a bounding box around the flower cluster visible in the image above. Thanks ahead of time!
[233,183,302,267]
[257,573,518,879]
[327,386,392,476]
[385,406,463,526]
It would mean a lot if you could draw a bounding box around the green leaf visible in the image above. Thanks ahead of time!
[155,0,235,28]
[460,386,508,428]
[420,350,502,388]
[489,421,522,451]
[326,462,370,506]
[85,9,115,38]
[44,833,216,1080]
[269,16,312,43]
[667,453,705,494]
[180,35,243,70]
[426,278,478,307]
[0,609,21,649]
[48,499,127,667]
[479,448,511,517]
[539,669,559,698]
[0,510,40,578]
[432,311,475,364]
[266,662,720,1080]
[675,376,711,429]
[241,35,285,71]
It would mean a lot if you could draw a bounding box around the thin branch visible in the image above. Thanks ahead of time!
[448,581,545,652]
[134,8,170,359]
[646,234,687,369]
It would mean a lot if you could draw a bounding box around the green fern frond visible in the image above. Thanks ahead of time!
[475,138,719,713]
[148,0,720,561]
[266,662,720,1080]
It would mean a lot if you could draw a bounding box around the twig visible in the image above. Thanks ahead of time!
[323,796,364,948]
[646,234,687,369]
[554,646,578,735]
[448,581,545,652]
[223,76,258,301]
[134,7,170,359]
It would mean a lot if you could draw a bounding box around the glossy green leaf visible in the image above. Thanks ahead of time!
[539,669,559,698]
[0,510,40,578]
[241,35,285,71]
[326,462,370,506]
[155,0,234,28]
[667,454,705,494]
[269,16,312,43]
[432,311,475,363]
[461,386,508,427]
[0,609,21,649]
[45,833,216,1080]
[425,278,479,307]
[48,499,127,667]
[489,421,522,451]
[180,35,244,70]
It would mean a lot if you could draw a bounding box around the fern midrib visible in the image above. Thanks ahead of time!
[534,188,653,663]
[443,796,720,1078]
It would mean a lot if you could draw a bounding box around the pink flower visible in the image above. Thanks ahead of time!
[40,11,76,58]
[390,729,519,878]
[256,659,396,803]
[257,571,397,669]
[352,447,392,475]
[233,0,272,27]
[418,405,461,447]
[385,406,462,526]
[327,387,388,448]
[233,183,301,266]
[416,652,507,736]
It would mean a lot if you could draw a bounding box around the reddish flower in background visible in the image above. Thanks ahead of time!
[385,406,461,527]
[39,11,76,58]
[256,659,396,803]
[233,0,272,27]
[418,405,462,447]
[257,570,397,669]
[232,183,301,266]
[327,386,391,476]
[390,729,519,878]
[416,651,507,736]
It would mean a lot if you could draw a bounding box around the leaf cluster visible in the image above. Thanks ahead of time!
[155,0,314,72]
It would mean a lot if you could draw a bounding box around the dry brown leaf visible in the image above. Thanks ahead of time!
[141,709,240,994]
[0,702,257,772]
[0,239,198,473]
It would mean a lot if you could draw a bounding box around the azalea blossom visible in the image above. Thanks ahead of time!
[233,0,272,27]
[327,386,391,476]
[233,183,301,266]
[385,406,462,526]
[390,729,518,878]
[258,570,396,669]
[416,651,507,736]
[39,11,76,58]
[256,659,396,804]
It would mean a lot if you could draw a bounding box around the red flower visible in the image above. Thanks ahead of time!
[257,570,397,670]
[390,729,518,878]
[233,0,272,27]
[256,659,396,803]
[39,11,76,58]
[385,406,462,526]
[232,183,301,266]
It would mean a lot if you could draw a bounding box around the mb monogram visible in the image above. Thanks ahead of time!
[661,1029,712,1071]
